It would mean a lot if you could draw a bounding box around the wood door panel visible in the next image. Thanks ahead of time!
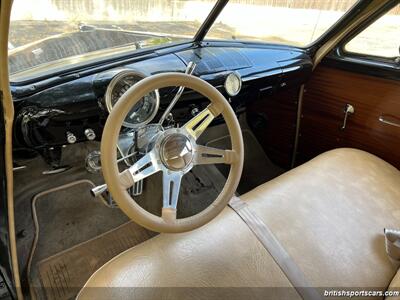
[298,66,400,169]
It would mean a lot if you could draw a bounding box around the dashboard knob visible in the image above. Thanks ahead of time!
[191,107,200,116]
[84,128,96,141]
[66,131,77,144]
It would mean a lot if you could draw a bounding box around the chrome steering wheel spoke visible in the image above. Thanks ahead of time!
[161,171,183,221]
[183,104,221,140]
[119,149,161,189]
[193,145,236,165]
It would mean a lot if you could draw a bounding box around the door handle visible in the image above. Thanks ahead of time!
[341,104,355,130]
[379,115,400,128]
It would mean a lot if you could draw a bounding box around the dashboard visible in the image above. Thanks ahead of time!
[11,43,313,165]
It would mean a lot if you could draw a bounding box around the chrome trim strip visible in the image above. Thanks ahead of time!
[291,85,305,168]
[379,115,400,128]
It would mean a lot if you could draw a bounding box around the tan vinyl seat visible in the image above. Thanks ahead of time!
[78,149,400,300]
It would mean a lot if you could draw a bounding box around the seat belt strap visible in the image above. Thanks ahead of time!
[228,196,323,300]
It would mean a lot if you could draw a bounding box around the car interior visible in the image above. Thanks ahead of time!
[0,0,399,299]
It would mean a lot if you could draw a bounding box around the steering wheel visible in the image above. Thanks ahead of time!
[101,72,244,233]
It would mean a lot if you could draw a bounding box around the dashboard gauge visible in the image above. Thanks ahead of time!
[105,70,160,128]
[224,72,242,97]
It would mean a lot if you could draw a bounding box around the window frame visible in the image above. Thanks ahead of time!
[336,2,400,67]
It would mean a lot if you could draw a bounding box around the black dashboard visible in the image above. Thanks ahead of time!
[11,42,312,164]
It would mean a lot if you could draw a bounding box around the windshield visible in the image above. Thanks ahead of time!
[9,0,361,82]
[206,0,358,46]
[9,0,216,80]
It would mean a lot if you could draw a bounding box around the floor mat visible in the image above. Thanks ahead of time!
[206,129,284,194]
[28,179,153,299]
[37,222,155,300]
[14,142,107,280]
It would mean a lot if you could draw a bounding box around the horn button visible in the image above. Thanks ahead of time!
[160,133,193,171]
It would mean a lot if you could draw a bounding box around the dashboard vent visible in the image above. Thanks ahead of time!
[176,48,252,75]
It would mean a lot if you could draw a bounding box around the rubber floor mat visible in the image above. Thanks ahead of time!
[28,180,155,299]
[37,221,155,300]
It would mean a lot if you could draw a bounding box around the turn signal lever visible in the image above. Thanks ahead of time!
[91,182,142,198]
[91,184,108,197]
[90,151,137,197]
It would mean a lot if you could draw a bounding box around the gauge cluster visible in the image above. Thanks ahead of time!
[105,70,160,128]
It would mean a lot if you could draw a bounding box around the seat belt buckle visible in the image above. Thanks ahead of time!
[384,228,400,262]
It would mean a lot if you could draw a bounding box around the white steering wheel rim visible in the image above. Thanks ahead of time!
[101,72,244,233]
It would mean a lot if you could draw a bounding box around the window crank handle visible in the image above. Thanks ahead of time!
[341,104,355,130]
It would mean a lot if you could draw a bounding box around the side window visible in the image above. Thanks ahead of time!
[345,4,399,59]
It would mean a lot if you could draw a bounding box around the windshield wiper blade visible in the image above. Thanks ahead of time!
[78,22,185,41]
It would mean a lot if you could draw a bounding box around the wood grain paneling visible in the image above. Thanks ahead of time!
[297,66,400,169]
[247,87,299,169]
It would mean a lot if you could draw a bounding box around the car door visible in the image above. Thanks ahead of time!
[0,101,13,299]
[296,3,400,169]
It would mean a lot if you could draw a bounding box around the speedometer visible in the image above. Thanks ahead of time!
[105,70,160,128]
